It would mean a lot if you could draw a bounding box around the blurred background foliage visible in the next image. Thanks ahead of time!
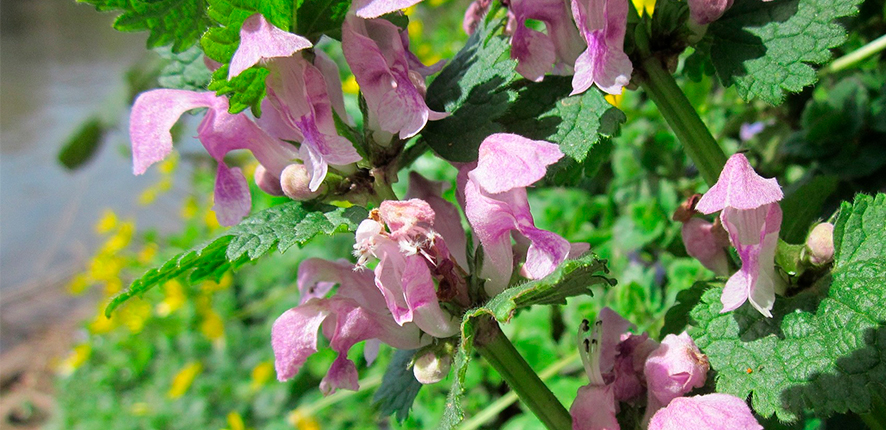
[47,0,885,428]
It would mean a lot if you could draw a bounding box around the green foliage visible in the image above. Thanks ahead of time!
[296,0,352,41]
[78,0,213,53]
[373,349,423,422]
[58,116,106,170]
[106,202,367,315]
[422,17,624,168]
[709,0,863,104]
[201,0,294,114]
[439,254,612,428]
[689,193,886,421]
[156,45,213,91]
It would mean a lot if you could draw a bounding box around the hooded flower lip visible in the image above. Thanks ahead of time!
[644,332,709,408]
[648,394,763,430]
[341,15,447,139]
[688,0,735,26]
[507,0,585,82]
[695,153,783,213]
[570,0,633,95]
[129,89,296,226]
[352,0,424,18]
[228,13,313,80]
[463,133,572,295]
[694,153,785,317]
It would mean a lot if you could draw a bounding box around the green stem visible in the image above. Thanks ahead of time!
[820,34,886,75]
[860,390,886,430]
[371,169,398,203]
[473,317,572,430]
[638,57,728,185]
[462,352,580,430]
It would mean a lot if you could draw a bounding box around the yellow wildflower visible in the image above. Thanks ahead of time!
[605,93,624,108]
[226,412,247,430]
[200,309,225,341]
[167,361,203,399]
[157,280,186,317]
[632,0,656,16]
[342,74,359,95]
[250,361,275,392]
[57,343,91,376]
[95,209,118,234]
[288,409,320,430]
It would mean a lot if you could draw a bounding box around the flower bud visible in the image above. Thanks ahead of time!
[806,222,834,266]
[254,164,285,196]
[412,350,452,385]
[281,164,324,200]
[648,394,763,430]
[688,0,734,25]
[645,332,709,406]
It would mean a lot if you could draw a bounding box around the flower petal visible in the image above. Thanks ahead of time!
[212,163,252,226]
[353,0,424,18]
[228,13,312,80]
[570,384,619,430]
[695,153,783,213]
[471,133,564,193]
[648,394,762,430]
[272,302,331,381]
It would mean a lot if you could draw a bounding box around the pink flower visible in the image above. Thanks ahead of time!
[507,0,585,82]
[681,217,730,276]
[462,133,572,296]
[228,14,312,79]
[696,153,785,317]
[129,89,295,226]
[272,259,428,394]
[352,0,425,19]
[341,15,447,140]
[571,308,659,430]
[687,0,734,25]
[570,0,633,95]
[644,332,709,409]
[648,394,763,430]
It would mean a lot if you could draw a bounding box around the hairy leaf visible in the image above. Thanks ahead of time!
[296,0,352,41]
[709,0,862,104]
[79,0,213,53]
[106,202,367,315]
[373,349,422,422]
[689,193,886,421]
[439,254,612,428]
[156,45,213,91]
[422,18,624,169]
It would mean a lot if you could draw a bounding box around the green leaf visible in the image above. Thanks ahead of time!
[58,117,106,170]
[156,45,213,91]
[201,0,293,113]
[296,0,352,41]
[373,349,422,422]
[106,202,367,315]
[660,281,710,338]
[78,0,213,53]
[422,18,624,168]
[709,0,863,104]
[439,254,612,428]
[689,193,886,421]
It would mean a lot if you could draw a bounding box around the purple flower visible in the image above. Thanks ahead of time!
[570,0,633,95]
[681,217,730,276]
[462,133,571,296]
[405,172,469,269]
[696,154,784,317]
[644,332,709,411]
[341,15,447,140]
[352,0,425,18]
[272,259,428,394]
[571,308,659,430]
[129,89,296,226]
[507,0,585,82]
[352,199,465,338]
[688,0,734,26]
[648,394,763,430]
[229,13,361,192]
[228,14,312,80]
[739,121,765,142]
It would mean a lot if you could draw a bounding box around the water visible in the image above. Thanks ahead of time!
[1,0,191,348]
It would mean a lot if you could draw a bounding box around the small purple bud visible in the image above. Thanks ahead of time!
[806,222,835,266]
[281,163,324,200]
[688,0,734,26]
[254,164,285,196]
[645,332,709,406]
[412,350,452,384]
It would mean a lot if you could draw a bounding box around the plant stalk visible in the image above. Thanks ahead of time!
[473,316,572,430]
[860,390,886,430]
[820,34,886,75]
[638,57,728,185]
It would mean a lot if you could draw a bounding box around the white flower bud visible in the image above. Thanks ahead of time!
[281,164,324,200]
[412,351,452,385]
[806,222,835,266]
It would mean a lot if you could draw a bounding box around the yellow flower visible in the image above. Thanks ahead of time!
[407,19,423,38]
[201,272,233,293]
[250,361,275,392]
[95,210,118,234]
[89,311,116,334]
[342,75,359,95]
[632,0,656,16]
[200,309,225,341]
[57,343,91,376]
[167,361,203,399]
[225,411,247,430]
[156,280,186,317]
[121,299,153,333]
[288,409,320,430]
[182,196,200,220]
[137,243,159,264]
[605,93,624,108]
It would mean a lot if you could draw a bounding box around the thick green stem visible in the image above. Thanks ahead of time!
[820,34,886,75]
[473,317,572,430]
[638,57,728,185]
[371,168,398,203]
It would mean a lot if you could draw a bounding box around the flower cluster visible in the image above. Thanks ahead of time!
[570,308,761,429]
